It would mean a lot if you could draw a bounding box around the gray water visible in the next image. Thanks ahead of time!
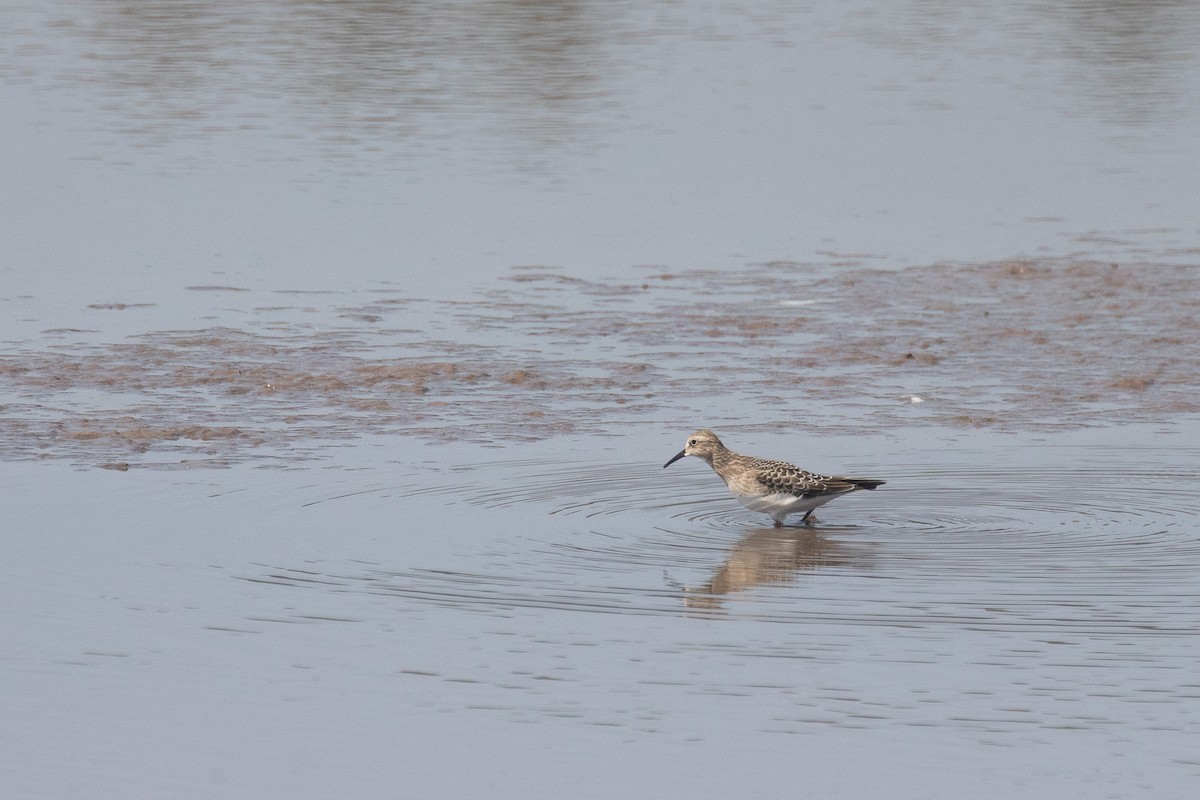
[3,2,1200,798]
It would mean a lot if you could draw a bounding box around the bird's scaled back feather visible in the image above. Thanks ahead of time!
[749,458,857,496]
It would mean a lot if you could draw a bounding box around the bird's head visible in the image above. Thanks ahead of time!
[663,429,724,468]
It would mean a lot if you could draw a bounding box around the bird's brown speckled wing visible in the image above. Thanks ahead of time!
[748,458,859,498]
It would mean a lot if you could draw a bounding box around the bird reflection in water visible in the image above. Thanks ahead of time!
[682,525,863,610]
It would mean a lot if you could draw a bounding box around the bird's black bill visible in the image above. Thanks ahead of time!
[663,449,687,468]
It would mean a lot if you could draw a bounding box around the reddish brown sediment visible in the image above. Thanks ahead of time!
[1,259,1197,465]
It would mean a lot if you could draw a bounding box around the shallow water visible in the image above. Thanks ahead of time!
[4,422,1199,798]
[4,0,1200,305]
[4,1,1200,797]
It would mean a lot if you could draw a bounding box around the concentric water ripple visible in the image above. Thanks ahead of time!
[255,442,1200,632]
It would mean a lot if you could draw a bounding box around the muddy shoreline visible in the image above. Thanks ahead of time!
[3,259,1196,467]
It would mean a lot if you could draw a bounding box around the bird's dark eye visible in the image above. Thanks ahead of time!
[689,439,697,445]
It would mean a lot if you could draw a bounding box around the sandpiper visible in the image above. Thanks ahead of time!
[663,429,885,526]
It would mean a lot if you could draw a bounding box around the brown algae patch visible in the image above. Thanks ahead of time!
[1,258,1198,465]
[66,422,243,443]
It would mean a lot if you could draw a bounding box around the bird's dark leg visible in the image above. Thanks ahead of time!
[801,510,814,525]
[774,519,783,528]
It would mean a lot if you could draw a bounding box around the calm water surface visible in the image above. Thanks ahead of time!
[2,2,1200,798]
[4,422,1199,798]
[4,0,1200,310]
